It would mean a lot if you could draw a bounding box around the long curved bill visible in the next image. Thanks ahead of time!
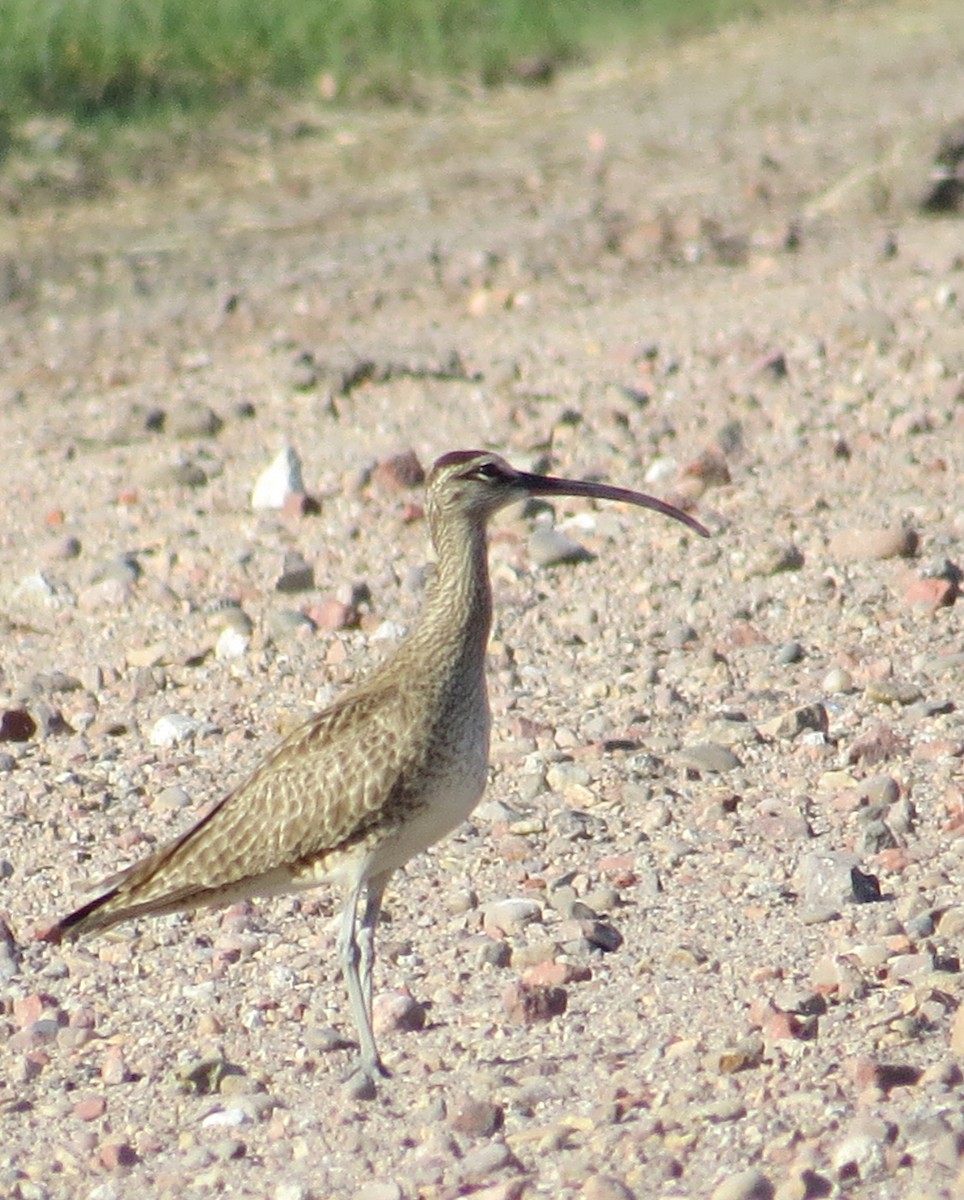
[515,471,711,538]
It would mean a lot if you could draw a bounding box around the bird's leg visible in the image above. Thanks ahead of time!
[359,871,390,1026]
[338,877,388,1092]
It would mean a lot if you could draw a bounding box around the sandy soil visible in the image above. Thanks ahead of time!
[1,1,964,1197]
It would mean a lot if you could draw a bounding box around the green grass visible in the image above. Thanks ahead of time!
[0,0,781,122]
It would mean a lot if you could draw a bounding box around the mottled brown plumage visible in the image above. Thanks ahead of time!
[47,449,708,1093]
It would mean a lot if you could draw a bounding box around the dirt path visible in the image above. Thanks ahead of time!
[2,2,964,1197]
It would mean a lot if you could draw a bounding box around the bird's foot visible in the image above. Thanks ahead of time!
[342,1057,390,1101]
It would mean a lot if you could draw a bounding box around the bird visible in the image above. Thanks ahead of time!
[44,449,709,1095]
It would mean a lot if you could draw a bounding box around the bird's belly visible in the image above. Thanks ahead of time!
[367,724,490,879]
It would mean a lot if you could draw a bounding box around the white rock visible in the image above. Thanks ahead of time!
[482,897,543,936]
[215,626,250,660]
[150,713,201,747]
[251,446,305,510]
[201,1106,251,1128]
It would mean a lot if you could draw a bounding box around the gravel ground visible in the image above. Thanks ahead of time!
[2,2,964,1197]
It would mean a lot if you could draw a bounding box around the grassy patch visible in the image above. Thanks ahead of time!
[0,0,784,121]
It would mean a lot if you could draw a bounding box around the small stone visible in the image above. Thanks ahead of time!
[528,524,591,567]
[759,703,828,740]
[847,724,906,765]
[372,449,425,490]
[353,1184,403,1200]
[582,1177,638,1200]
[73,1095,107,1121]
[763,545,805,575]
[307,599,357,631]
[77,577,131,611]
[267,609,316,640]
[252,447,306,510]
[275,551,315,593]
[822,667,854,694]
[796,851,881,918]
[864,680,923,706]
[710,1168,774,1200]
[44,534,82,561]
[774,641,805,664]
[448,1095,504,1137]
[149,461,209,488]
[215,626,250,660]
[150,713,201,748]
[167,404,223,439]
[676,743,742,773]
[904,576,958,610]
[0,709,36,742]
[828,526,917,561]
[459,1140,520,1183]
[503,980,567,1024]
[483,898,543,937]
[372,989,426,1034]
[99,1141,138,1170]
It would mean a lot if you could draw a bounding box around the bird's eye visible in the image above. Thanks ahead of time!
[469,462,501,481]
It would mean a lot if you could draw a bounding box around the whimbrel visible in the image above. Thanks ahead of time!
[46,450,709,1094]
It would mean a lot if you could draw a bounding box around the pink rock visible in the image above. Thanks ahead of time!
[828,526,917,561]
[502,980,567,1024]
[100,1044,129,1085]
[373,450,425,491]
[372,988,426,1034]
[307,599,357,631]
[281,491,321,520]
[522,961,592,987]
[73,1095,107,1121]
[847,724,907,765]
[904,576,958,611]
[98,1141,138,1170]
[447,1095,504,1137]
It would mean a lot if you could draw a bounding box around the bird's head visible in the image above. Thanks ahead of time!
[426,450,710,537]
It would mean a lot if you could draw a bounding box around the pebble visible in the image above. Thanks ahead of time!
[44,534,82,561]
[216,626,251,660]
[252,447,306,510]
[144,460,209,488]
[676,743,742,773]
[581,1177,637,1200]
[0,708,37,742]
[864,680,923,706]
[904,576,958,610]
[459,1140,520,1183]
[166,404,223,439]
[149,713,202,747]
[275,550,315,593]
[372,449,425,490]
[822,666,854,694]
[267,609,316,640]
[759,703,828,740]
[528,524,591,567]
[372,989,426,1034]
[353,1184,404,1200]
[774,640,804,664]
[796,851,880,919]
[448,1095,504,1137]
[761,545,804,576]
[827,526,917,561]
[502,981,567,1024]
[483,898,543,937]
[710,1169,774,1200]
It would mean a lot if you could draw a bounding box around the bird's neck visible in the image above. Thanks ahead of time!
[410,512,492,676]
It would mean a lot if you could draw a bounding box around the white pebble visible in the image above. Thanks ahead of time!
[251,446,305,510]
[215,626,250,660]
[150,713,202,747]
